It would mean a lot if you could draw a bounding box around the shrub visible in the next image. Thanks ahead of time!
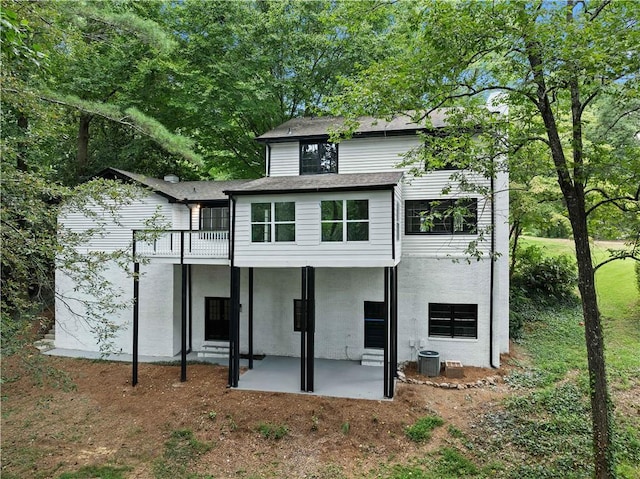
[512,245,577,301]
[257,422,288,440]
[635,261,640,294]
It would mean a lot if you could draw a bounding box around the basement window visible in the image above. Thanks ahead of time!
[428,303,477,339]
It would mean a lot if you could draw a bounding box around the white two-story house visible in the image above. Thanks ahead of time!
[55,113,509,398]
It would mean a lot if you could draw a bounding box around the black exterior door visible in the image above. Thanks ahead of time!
[364,301,385,349]
[205,297,230,341]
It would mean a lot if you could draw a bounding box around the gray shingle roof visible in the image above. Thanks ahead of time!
[224,171,404,195]
[256,111,449,142]
[104,168,251,202]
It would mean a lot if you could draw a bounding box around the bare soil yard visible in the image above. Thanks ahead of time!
[1,352,512,479]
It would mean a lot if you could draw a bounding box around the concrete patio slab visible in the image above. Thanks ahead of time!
[237,356,389,401]
[44,349,391,400]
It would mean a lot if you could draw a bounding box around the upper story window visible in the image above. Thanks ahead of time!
[251,202,295,242]
[300,141,338,175]
[321,199,368,242]
[200,207,229,231]
[405,199,477,235]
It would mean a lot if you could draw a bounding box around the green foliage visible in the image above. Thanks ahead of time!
[257,422,289,440]
[404,415,444,443]
[58,465,130,479]
[635,262,640,294]
[435,448,480,477]
[1,164,165,376]
[476,384,594,477]
[153,429,211,479]
[512,245,577,301]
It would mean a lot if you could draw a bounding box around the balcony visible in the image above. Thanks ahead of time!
[134,230,229,263]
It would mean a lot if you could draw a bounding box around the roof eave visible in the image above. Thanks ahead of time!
[224,183,397,196]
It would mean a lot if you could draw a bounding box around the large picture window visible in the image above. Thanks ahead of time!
[251,202,295,242]
[405,199,477,234]
[428,303,477,339]
[321,199,368,242]
[300,141,338,175]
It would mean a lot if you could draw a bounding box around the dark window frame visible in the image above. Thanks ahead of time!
[404,198,477,235]
[299,140,338,175]
[200,206,230,231]
[428,303,477,339]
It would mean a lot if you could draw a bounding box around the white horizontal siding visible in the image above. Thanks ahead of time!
[172,204,190,229]
[59,191,173,252]
[268,135,421,177]
[269,142,299,176]
[233,191,394,267]
[338,135,422,173]
[265,133,499,261]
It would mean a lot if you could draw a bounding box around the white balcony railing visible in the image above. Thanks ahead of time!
[134,230,229,260]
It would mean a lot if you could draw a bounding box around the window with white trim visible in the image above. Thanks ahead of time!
[251,202,295,242]
[321,199,369,242]
[428,303,477,339]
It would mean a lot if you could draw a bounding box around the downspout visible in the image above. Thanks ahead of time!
[266,143,271,177]
[489,175,497,368]
[230,196,236,266]
[390,188,396,261]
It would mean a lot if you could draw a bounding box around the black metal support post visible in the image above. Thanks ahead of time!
[228,266,241,387]
[180,231,187,382]
[387,266,397,398]
[383,267,390,398]
[392,265,398,380]
[248,267,254,369]
[300,267,307,391]
[188,264,192,353]
[305,266,315,392]
[132,231,139,387]
[299,266,315,392]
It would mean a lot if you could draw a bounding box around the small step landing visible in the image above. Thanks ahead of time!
[361,350,384,367]
[197,342,230,359]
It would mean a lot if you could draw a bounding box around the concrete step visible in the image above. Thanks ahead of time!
[34,339,54,352]
[197,343,230,359]
[361,351,384,367]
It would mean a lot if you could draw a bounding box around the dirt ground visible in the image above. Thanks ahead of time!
[1,351,514,479]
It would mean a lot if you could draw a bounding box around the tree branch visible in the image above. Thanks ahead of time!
[594,252,639,272]
[585,185,640,216]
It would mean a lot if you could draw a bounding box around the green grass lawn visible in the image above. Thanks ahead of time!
[519,236,639,320]
[519,236,640,374]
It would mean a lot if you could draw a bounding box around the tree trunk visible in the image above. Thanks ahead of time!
[528,36,615,476]
[77,114,92,180]
[509,220,522,281]
[566,198,615,479]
